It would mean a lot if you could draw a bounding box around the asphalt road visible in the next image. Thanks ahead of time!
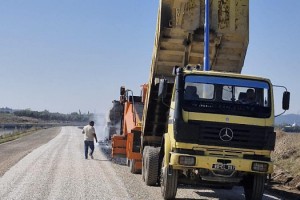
[0,127,292,200]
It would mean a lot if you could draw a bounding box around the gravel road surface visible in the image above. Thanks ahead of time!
[0,127,291,200]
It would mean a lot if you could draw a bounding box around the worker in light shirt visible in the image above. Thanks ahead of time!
[82,121,98,159]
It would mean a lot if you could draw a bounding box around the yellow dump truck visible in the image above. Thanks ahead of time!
[112,1,290,199]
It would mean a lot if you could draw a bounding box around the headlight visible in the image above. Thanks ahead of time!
[179,156,196,166]
[252,162,269,172]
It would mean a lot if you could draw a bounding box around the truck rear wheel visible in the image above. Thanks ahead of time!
[243,174,265,200]
[144,146,160,186]
[160,157,178,200]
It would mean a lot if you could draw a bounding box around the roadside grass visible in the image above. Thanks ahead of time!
[275,157,300,176]
[0,113,39,124]
[0,127,41,144]
[273,130,300,176]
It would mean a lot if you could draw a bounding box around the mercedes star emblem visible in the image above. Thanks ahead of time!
[219,127,234,141]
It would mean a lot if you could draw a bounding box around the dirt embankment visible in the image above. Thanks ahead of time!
[0,114,40,124]
[271,130,300,194]
[0,127,61,177]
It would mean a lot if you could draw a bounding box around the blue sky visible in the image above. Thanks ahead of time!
[0,1,299,115]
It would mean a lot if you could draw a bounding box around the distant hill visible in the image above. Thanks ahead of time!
[275,114,300,125]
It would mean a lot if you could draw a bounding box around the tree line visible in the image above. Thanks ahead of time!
[14,109,92,122]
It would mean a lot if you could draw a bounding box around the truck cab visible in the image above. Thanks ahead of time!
[156,66,290,199]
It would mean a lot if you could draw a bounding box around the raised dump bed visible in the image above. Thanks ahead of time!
[143,0,249,143]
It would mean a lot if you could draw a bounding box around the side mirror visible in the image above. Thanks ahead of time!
[282,91,290,110]
[158,79,168,99]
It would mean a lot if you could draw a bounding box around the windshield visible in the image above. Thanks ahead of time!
[183,75,271,118]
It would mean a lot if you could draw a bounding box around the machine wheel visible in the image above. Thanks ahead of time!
[144,146,160,186]
[160,157,178,200]
[142,146,149,182]
[129,159,140,174]
[243,174,266,200]
[126,158,130,167]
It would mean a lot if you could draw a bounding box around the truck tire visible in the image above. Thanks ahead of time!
[144,146,160,186]
[160,157,178,200]
[243,174,265,200]
[142,146,149,182]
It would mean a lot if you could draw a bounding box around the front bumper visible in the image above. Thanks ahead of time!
[169,152,273,174]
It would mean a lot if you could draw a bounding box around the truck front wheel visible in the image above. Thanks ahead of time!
[243,174,266,200]
[160,157,178,200]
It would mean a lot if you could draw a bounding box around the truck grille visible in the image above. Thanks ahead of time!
[175,120,275,151]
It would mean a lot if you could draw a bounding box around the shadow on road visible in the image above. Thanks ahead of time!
[92,158,111,162]
[265,185,300,200]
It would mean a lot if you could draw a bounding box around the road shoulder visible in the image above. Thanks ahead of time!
[0,127,61,177]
